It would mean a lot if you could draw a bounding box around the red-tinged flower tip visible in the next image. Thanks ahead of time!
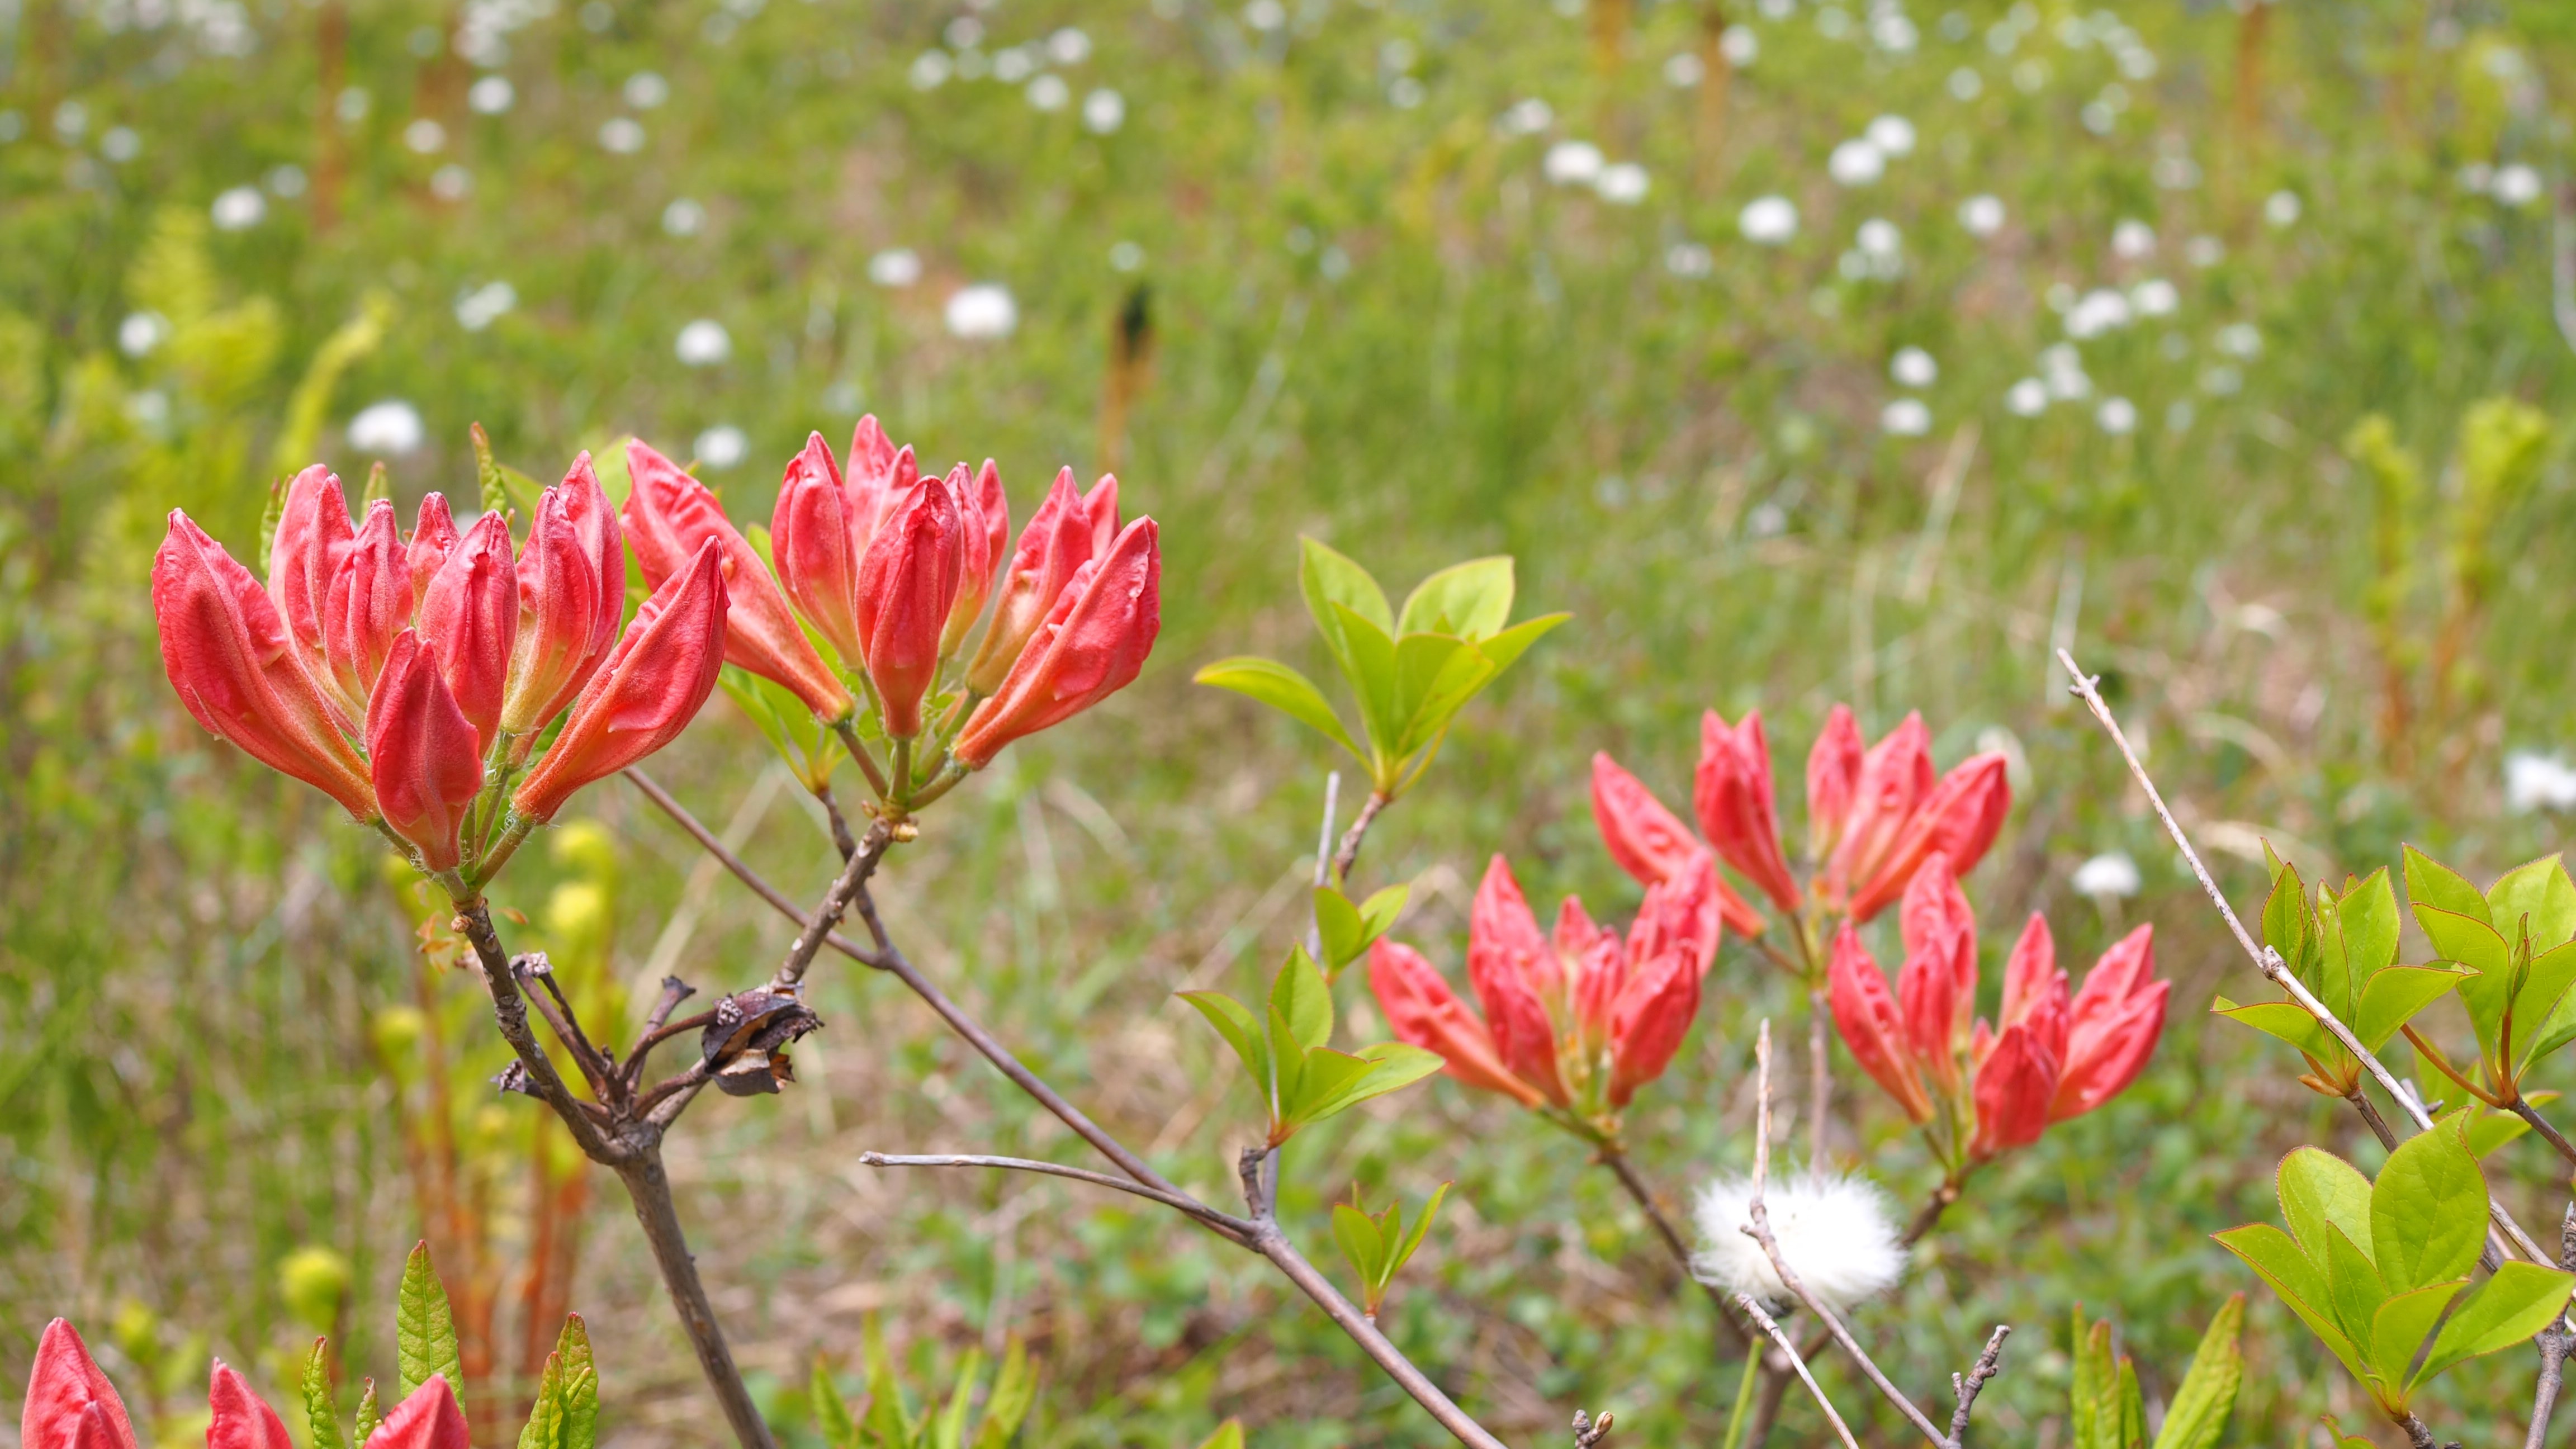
[942,460,1011,659]
[153,512,377,821]
[1822,712,1935,919]
[1367,939,1549,1107]
[1622,850,1726,985]
[1590,752,1767,940]
[1968,1022,2060,1161]
[854,471,962,738]
[1604,858,1720,1106]
[770,431,866,669]
[844,415,921,542]
[359,1375,470,1449]
[953,517,1160,766]
[407,493,460,604]
[267,464,354,664]
[1895,855,1977,1100]
[416,511,517,753]
[622,439,853,722]
[501,461,626,735]
[2049,925,2166,1123]
[21,1319,138,1449]
[205,1361,293,1449]
[1463,855,1570,1106]
[1848,752,2012,922]
[1693,710,1802,916]
[368,631,485,872]
[321,499,414,715]
[1805,703,1865,861]
[1997,913,2067,1037]
[513,540,729,823]
[965,468,1098,695]
[1826,925,1935,1124]
[1081,473,1120,554]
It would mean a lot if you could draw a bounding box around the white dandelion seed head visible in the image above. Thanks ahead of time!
[692,424,749,471]
[1082,88,1125,133]
[674,318,732,366]
[2005,378,2048,416]
[2111,217,2155,259]
[1890,345,1938,387]
[1882,398,1933,436]
[2097,396,2138,434]
[1740,195,1799,244]
[1828,137,1886,186]
[348,400,427,457]
[210,185,266,231]
[2494,164,2543,209]
[468,75,515,115]
[2263,189,2302,229]
[1665,51,1707,88]
[1692,1172,1907,1311]
[2072,850,2143,898]
[2130,278,2179,317]
[1864,114,1916,157]
[1958,193,2005,236]
[1543,140,1605,186]
[2507,752,2576,815]
[1596,162,1650,205]
[868,248,922,288]
[944,283,1017,339]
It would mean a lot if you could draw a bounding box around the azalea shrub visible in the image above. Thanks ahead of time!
[17,407,2576,1449]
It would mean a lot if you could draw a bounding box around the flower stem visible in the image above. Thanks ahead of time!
[1721,1342,1765,1449]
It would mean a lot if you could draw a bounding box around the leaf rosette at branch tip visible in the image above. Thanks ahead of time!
[1332,1179,1452,1318]
[1181,945,1446,1147]
[810,1315,1036,1449]
[2066,1296,2245,1449]
[1194,539,1567,815]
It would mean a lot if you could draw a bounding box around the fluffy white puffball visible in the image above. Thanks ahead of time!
[1692,1171,1907,1311]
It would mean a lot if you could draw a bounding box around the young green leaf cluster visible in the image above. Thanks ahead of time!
[1196,541,1566,808]
[1180,948,1446,1146]
[1312,881,1408,981]
[2067,1295,2244,1449]
[1331,1181,1452,1319]
[2401,849,2576,1109]
[2217,1123,2575,1419]
[810,1319,1034,1449]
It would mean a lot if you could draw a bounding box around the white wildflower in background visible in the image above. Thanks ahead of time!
[911,51,954,89]
[1543,140,1604,186]
[1499,98,1554,136]
[119,312,169,357]
[2217,322,2262,358]
[1596,163,1649,205]
[2262,189,2302,228]
[430,165,472,201]
[1109,240,1145,272]
[674,319,732,366]
[468,76,515,114]
[663,197,707,236]
[1827,138,1884,186]
[2493,164,2543,208]
[1948,66,1983,100]
[1047,27,1092,65]
[454,281,516,332]
[2097,397,2138,434]
[2072,850,2142,899]
[101,126,140,163]
[2064,288,2132,339]
[1958,193,2005,236]
[1664,51,1706,87]
[210,186,266,230]
[404,118,447,154]
[1082,88,1125,133]
[2185,235,2225,268]
[1722,26,1759,65]
[2111,219,2155,259]
[945,283,1017,339]
[1027,74,1071,111]
[2130,278,2179,316]
[693,425,749,471]
[2005,378,2048,416]
[624,72,670,109]
[269,163,310,197]
[1890,346,1937,387]
[1740,195,1799,244]
[868,248,922,287]
[348,400,427,456]
[1666,242,1714,277]
[1882,399,1933,435]
[1865,115,1916,157]
[599,117,645,154]
[1692,1172,1906,1311]
[2507,753,2576,814]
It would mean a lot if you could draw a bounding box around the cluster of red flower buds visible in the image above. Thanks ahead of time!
[1829,855,2168,1169]
[21,1318,468,1449]
[623,416,1161,793]
[153,457,728,884]
[1368,826,1725,1133]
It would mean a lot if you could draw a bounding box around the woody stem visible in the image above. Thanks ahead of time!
[832,717,892,800]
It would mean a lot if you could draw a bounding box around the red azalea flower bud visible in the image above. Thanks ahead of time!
[622,439,853,721]
[1824,712,1934,918]
[964,468,1100,695]
[844,415,920,543]
[1826,924,1935,1124]
[1848,752,2012,922]
[21,1319,138,1449]
[1895,855,1977,1102]
[1461,855,1569,1106]
[321,499,414,716]
[1606,938,1700,1109]
[1367,939,1547,1107]
[206,1361,293,1449]
[1081,473,1120,553]
[368,631,486,872]
[1692,709,1803,916]
[953,517,1159,766]
[1805,703,1865,861]
[770,431,866,670]
[153,512,377,821]
[359,1376,470,1449]
[513,540,730,823]
[1969,1022,2061,1161]
[854,471,962,738]
[502,459,626,735]
[2050,925,2167,1123]
[941,459,1010,659]
[267,464,354,666]
[408,493,460,603]
[416,512,517,754]
[1590,752,1767,939]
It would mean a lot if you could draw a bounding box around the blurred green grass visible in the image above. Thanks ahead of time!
[6,0,2576,1443]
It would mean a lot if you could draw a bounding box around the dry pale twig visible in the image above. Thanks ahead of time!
[1733,1294,1860,1449]
[856,1152,1253,1235]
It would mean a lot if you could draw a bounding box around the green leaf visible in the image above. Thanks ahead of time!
[1333,1202,1389,1292]
[515,1347,564,1449]
[2279,1147,2375,1263]
[1327,603,1404,766]
[1357,884,1410,941]
[2318,1415,2375,1449]
[1390,632,1496,760]
[301,1339,344,1449]
[2417,1261,2576,1382]
[2355,966,2470,1052]
[2215,1224,2370,1384]
[1314,888,1367,973]
[2461,1104,2535,1157]
[396,1241,462,1402]
[1192,1422,1247,1449]
[2263,860,2319,982]
[2369,1281,2463,1395]
[970,1338,1035,1449]
[556,1316,597,1449]
[1264,1002,1308,1123]
[352,1380,380,1446]
[2509,939,2576,1074]
[2404,846,2489,927]
[862,1315,915,1446]
[1271,947,1334,1053]
[1281,1039,1370,1126]
[2369,1120,2487,1294]
[2333,868,2402,979]
[2421,906,2513,1049]
[1296,1041,1445,1123]
[2213,997,2336,1062]
[2070,1310,2113,1449]
[1193,656,1363,760]
[2488,855,2576,950]
[813,1358,859,1449]
[1467,613,1568,676]
[2114,1357,2146,1449]
[1396,556,1515,638]
[2527,991,2576,1066]
[2321,1225,2390,1345]
[1390,1181,1451,1278]
[931,1349,982,1449]
[2149,1294,2243,1449]
[1299,538,1394,665]
[1178,991,1273,1116]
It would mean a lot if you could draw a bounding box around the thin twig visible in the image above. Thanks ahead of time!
[775,820,893,990]
[1598,1146,1754,1343]
[457,905,622,1167]
[1305,771,1341,960]
[514,954,619,1103]
[1948,1327,2011,1446]
[817,780,859,861]
[621,1010,717,1092]
[857,1152,1253,1237]
[2056,648,2549,1266]
[1746,1021,1968,1449]
[1807,988,1831,1169]
[1902,1181,1961,1247]
[1734,1295,1860,1449]
[2511,1100,2576,1169]
[1329,790,1389,884]
[622,768,888,965]
[612,1150,778,1449]
[1570,1409,1615,1448]
[2527,1206,2576,1449]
